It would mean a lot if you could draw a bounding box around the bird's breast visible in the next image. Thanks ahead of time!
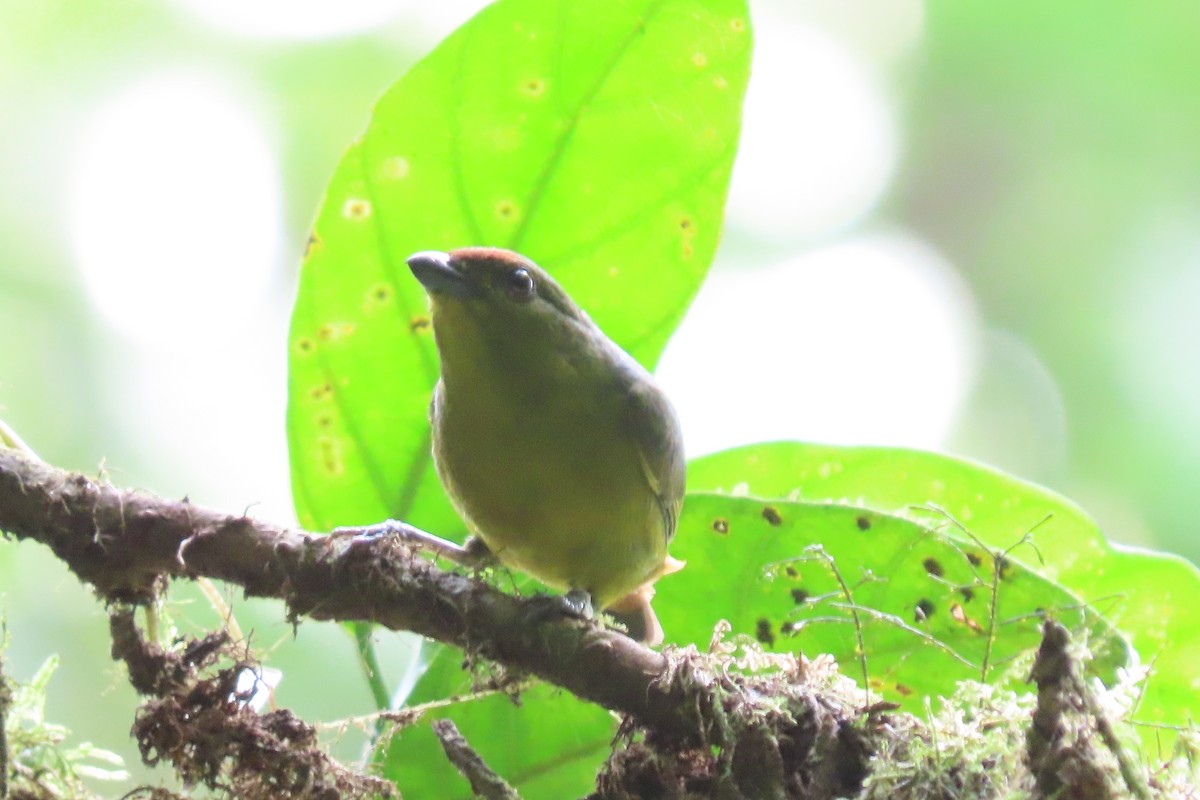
[431,370,666,606]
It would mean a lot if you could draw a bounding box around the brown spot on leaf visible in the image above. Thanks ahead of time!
[855,515,871,531]
[755,617,775,647]
[319,436,342,475]
[966,551,984,567]
[784,565,798,578]
[521,78,546,97]
[923,557,944,578]
[790,588,809,605]
[712,518,730,535]
[342,198,371,220]
[895,683,914,697]
[959,586,975,603]
[761,506,782,527]
[369,283,393,304]
[495,199,519,220]
[410,316,431,333]
[914,598,935,622]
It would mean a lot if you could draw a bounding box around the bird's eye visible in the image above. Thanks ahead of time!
[505,267,536,302]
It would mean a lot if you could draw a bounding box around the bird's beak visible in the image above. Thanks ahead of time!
[407,251,479,299]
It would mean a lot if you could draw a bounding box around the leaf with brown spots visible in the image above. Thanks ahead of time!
[655,494,1131,715]
[688,441,1200,731]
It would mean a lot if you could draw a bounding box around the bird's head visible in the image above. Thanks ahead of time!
[407,247,598,374]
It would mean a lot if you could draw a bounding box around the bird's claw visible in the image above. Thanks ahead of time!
[324,521,496,569]
[524,589,596,627]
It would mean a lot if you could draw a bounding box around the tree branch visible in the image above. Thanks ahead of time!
[432,719,522,800]
[2,448,1160,798]
[0,448,754,747]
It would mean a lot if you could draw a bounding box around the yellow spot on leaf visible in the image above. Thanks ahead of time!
[319,436,343,475]
[366,282,393,308]
[495,199,519,221]
[294,338,315,355]
[730,17,747,33]
[343,198,372,220]
[410,316,431,333]
[381,156,410,181]
[691,52,708,68]
[713,75,728,91]
[521,78,546,97]
[317,321,354,342]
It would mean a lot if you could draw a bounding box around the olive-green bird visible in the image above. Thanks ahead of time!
[407,247,685,645]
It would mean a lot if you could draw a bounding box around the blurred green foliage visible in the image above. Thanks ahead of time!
[897,0,1200,556]
[2,652,129,798]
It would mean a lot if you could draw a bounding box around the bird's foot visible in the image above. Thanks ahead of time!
[523,588,596,627]
[326,520,496,569]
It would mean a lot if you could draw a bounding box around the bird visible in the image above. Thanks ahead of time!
[405,247,685,645]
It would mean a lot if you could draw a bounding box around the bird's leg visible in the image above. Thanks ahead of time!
[522,587,597,630]
[560,588,595,618]
[327,520,496,569]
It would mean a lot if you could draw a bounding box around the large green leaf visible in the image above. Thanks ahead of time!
[287,0,751,533]
[287,0,752,792]
[685,442,1200,726]
[657,494,1129,708]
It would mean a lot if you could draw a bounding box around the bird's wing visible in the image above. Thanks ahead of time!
[624,379,686,543]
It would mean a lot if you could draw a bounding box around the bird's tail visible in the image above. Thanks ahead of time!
[606,583,665,646]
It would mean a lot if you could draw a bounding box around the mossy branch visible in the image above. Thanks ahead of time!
[2,448,1177,799]
[0,447,868,797]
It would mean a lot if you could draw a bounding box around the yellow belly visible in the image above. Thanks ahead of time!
[432,379,666,608]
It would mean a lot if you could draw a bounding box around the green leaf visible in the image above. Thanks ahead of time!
[377,646,614,800]
[657,494,1130,708]
[287,0,752,789]
[286,0,752,533]
[685,442,1200,727]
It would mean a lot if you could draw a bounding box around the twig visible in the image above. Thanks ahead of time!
[1027,620,1151,800]
[432,719,522,800]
